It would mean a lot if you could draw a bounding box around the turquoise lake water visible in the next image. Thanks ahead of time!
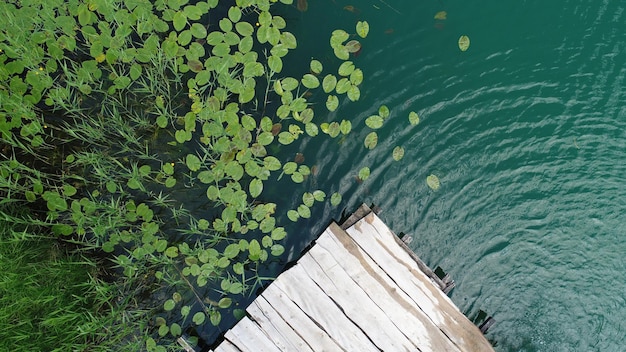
[271,0,626,351]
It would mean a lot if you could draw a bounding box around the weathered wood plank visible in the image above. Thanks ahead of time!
[271,263,381,351]
[259,284,345,351]
[247,295,314,352]
[223,317,282,352]
[346,213,494,351]
[212,338,241,352]
[297,243,418,350]
[316,223,461,352]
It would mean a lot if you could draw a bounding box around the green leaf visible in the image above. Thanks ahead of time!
[186,154,202,171]
[219,297,233,309]
[210,310,222,326]
[192,312,206,325]
[249,178,263,197]
[63,184,77,197]
[347,85,360,101]
[305,123,319,137]
[301,74,320,89]
[335,78,351,94]
[271,227,287,240]
[322,74,337,93]
[313,190,326,202]
[164,299,176,311]
[330,192,342,206]
[287,209,300,222]
[333,45,349,60]
[302,192,315,207]
[350,69,364,85]
[338,61,355,76]
[330,30,349,47]
[158,324,169,337]
[458,35,470,51]
[297,204,311,218]
[339,120,352,135]
[358,167,370,181]
[228,6,242,22]
[268,55,283,73]
[326,95,339,111]
[264,156,281,171]
[310,59,323,74]
[379,105,390,118]
[365,115,384,129]
[190,23,207,38]
[170,323,182,337]
[393,146,405,161]
[271,244,285,256]
[356,21,370,38]
[236,22,254,36]
[173,11,187,31]
[409,111,420,125]
[165,246,179,258]
[427,174,441,190]
[364,132,378,149]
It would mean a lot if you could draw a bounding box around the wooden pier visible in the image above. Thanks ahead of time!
[209,205,494,352]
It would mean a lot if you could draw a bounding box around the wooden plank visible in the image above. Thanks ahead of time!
[259,283,345,351]
[296,242,419,351]
[316,224,462,352]
[247,297,314,352]
[223,317,282,352]
[211,339,241,352]
[271,263,381,352]
[346,213,494,351]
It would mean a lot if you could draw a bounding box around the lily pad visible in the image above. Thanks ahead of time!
[458,35,470,52]
[434,11,447,20]
[426,174,440,190]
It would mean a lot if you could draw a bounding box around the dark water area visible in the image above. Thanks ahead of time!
[276,0,626,351]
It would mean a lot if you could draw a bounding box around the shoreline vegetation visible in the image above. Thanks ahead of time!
[0,0,401,350]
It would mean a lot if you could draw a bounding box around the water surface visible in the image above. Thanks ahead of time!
[287,1,626,350]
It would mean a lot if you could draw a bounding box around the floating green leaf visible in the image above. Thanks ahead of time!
[287,209,300,222]
[164,299,176,311]
[186,154,201,171]
[356,21,370,38]
[364,132,378,149]
[458,35,470,51]
[358,167,370,181]
[322,74,337,93]
[365,115,384,129]
[330,192,342,206]
[249,178,263,198]
[301,74,320,89]
[192,312,206,325]
[326,95,339,111]
[409,111,420,125]
[379,105,390,118]
[426,174,441,190]
[310,59,323,74]
[338,61,355,76]
[390,146,404,161]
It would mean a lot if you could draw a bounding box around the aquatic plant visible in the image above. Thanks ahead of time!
[0,0,389,349]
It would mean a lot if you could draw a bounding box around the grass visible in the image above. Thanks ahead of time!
[0,210,148,351]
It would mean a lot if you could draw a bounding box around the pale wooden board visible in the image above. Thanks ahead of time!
[296,242,418,351]
[347,213,495,351]
[223,317,282,352]
[259,283,346,351]
[247,297,314,352]
[211,339,241,352]
[316,223,462,352]
[271,263,381,352]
